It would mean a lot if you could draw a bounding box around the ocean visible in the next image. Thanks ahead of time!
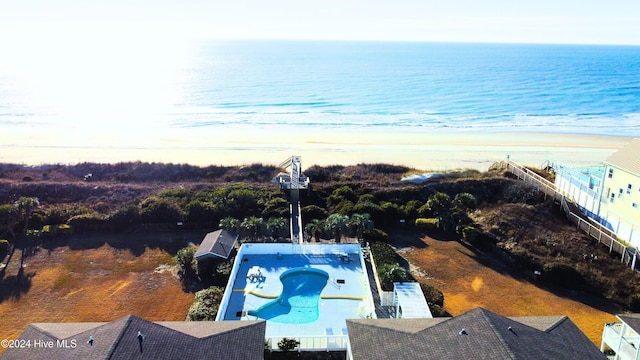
[1,40,639,137]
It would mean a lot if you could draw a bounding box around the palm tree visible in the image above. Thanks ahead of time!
[378,263,408,291]
[425,192,452,232]
[266,217,287,239]
[304,219,325,242]
[219,216,239,234]
[0,204,20,241]
[325,213,348,243]
[15,197,39,235]
[452,192,477,230]
[241,216,264,239]
[348,213,373,241]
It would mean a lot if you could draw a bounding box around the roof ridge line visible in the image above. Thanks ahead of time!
[480,309,518,360]
[197,322,260,339]
[25,324,59,341]
[542,315,569,333]
[106,315,134,360]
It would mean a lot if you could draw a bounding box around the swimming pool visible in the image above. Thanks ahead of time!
[248,267,329,324]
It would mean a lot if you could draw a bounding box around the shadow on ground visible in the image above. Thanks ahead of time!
[455,237,623,315]
[39,229,208,256]
[0,247,35,303]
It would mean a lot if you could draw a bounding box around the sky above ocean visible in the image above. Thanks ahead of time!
[1,1,639,45]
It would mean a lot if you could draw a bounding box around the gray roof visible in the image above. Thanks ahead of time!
[195,229,238,260]
[347,307,606,360]
[3,315,266,360]
[605,138,640,176]
[618,314,640,334]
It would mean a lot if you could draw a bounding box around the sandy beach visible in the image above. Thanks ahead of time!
[0,125,633,171]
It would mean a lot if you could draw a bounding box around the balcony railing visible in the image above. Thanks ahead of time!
[603,323,640,360]
[266,334,349,352]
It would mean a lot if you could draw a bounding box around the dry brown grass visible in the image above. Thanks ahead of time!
[398,235,620,345]
[0,243,193,355]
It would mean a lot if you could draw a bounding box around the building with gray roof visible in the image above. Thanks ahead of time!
[346,307,605,360]
[2,315,265,360]
[195,229,238,261]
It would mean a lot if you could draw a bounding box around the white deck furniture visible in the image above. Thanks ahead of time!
[247,266,264,282]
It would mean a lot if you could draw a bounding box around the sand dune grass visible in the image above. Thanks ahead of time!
[399,235,620,345]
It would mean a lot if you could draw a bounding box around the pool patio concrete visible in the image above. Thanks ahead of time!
[217,243,375,341]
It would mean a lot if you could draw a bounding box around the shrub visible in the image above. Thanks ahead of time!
[106,205,141,231]
[429,304,450,317]
[216,260,232,277]
[415,218,438,231]
[363,228,388,243]
[630,294,640,312]
[461,225,482,242]
[67,213,104,232]
[185,200,219,224]
[420,283,444,307]
[186,286,224,321]
[0,239,9,252]
[261,197,289,219]
[41,224,73,237]
[301,205,329,222]
[177,246,197,273]
[370,241,398,267]
[139,197,184,223]
[57,224,72,235]
[277,338,300,352]
[541,262,586,290]
[502,182,544,204]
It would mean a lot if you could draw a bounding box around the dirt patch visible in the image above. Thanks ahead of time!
[0,242,193,355]
[399,234,620,345]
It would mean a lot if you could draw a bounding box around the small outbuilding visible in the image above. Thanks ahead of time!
[194,229,238,261]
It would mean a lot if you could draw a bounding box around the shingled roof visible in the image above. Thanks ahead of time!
[346,307,605,360]
[3,315,266,360]
[195,229,238,260]
[617,313,640,334]
[605,138,640,176]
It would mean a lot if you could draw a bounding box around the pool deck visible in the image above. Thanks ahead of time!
[221,247,373,338]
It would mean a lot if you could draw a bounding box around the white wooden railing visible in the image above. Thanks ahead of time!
[266,334,349,352]
[493,160,635,268]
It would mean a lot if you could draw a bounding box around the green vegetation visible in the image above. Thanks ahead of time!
[176,246,197,274]
[1,162,640,311]
[420,283,449,317]
[41,224,73,236]
[378,263,408,290]
[0,239,9,252]
[186,286,225,321]
[541,262,586,291]
[277,338,300,352]
[415,218,438,231]
[370,241,408,291]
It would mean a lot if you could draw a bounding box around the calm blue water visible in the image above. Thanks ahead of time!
[248,267,328,324]
[1,40,639,135]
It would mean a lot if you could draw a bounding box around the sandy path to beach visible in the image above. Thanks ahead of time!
[0,125,632,170]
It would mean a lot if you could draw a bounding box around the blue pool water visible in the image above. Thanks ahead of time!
[248,267,329,324]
